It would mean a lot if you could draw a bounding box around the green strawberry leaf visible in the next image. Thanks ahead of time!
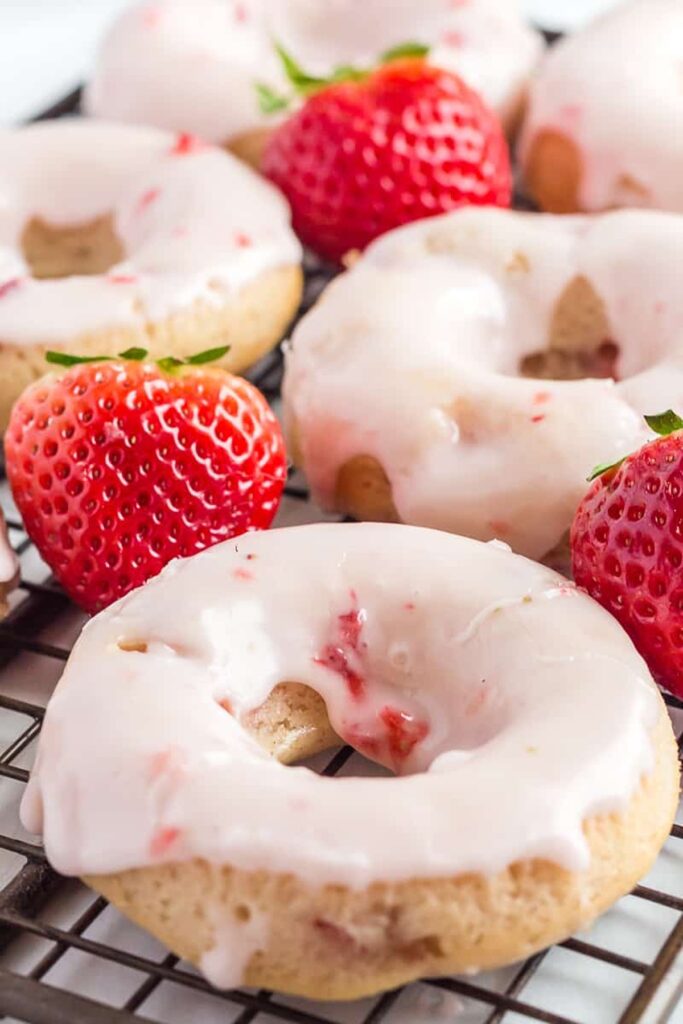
[587,457,626,483]
[46,352,110,367]
[156,356,184,373]
[185,345,230,365]
[275,43,329,93]
[380,41,430,61]
[157,346,230,374]
[46,346,229,374]
[118,347,149,361]
[587,409,683,481]
[256,82,290,114]
[260,39,430,114]
[644,410,683,436]
[329,63,367,84]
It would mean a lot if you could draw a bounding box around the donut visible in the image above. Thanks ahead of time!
[0,120,302,430]
[520,0,683,213]
[21,523,679,998]
[0,515,18,618]
[283,206,683,560]
[84,0,543,164]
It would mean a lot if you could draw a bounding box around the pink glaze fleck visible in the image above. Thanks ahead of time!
[533,391,551,405]
[465,682,489,717]
[149,748,174,778]
[342,705,429,768]
[314,594,367,698]
[559,103,583,124]
[0,278,22,300]
[137,186,161,213]
[344,723,381,759]
[314,645,364,699]
[108,274,137,285]
[233,567,254,581]
[531,414,545,424]
[338,605,366,651]
[443,29,464,47]
[235,232,252,248]
[148,745,187,782]
[170,132,207,156]
[379,706,429,763]
[142,4,162,29]
[150,826,181,857]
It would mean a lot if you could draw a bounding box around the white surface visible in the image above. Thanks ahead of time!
[0,0,624,125]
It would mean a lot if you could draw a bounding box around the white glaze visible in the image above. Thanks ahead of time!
[0,514,17,586]
[283,206,683,559]
[0,120,301,344]
[520,0,683,212]
[23,523,659,891]
[84,0,543,142]
[199,906,269,989]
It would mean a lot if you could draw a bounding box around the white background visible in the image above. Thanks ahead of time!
[0,0,623,125]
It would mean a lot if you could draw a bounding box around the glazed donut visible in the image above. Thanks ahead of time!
[84,0,543,163]
[0,120,302,430]
[22,523,679,998]
[520,0,683,213]
[0,516,18,619]
[283,206,683,560]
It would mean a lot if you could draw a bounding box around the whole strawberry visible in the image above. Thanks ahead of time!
[5,348,286,613]
[571,410,683,698]
[261,51,511,263]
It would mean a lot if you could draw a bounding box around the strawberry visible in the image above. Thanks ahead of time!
[5,347,286,613]
[260,48,511,263]
[571,410,683,699]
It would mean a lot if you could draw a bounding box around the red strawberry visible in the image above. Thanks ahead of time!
[5,348,286,613]
[571,410,683,698]
[261,52,511,263]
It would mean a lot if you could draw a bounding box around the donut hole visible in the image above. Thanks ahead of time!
[248,654,509,779]
[519,274,621,382]
[520,340,619,382]
[21,213,124,280]
[335,455,400,524]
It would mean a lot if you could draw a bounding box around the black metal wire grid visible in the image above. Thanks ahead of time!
[0,83,680,1024]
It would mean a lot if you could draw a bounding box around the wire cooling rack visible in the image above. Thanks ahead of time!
[0,81,682,1024]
